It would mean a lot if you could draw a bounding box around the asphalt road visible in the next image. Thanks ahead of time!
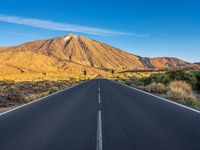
[0,79,200,150]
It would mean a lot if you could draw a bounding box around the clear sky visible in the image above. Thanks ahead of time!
[0,0,199,62]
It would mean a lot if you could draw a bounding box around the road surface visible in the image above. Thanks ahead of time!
[0,79,200,150]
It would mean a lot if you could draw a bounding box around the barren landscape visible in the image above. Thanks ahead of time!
[1,1,200,149]
[0,34,200,111]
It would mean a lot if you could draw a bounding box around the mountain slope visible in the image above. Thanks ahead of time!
[0,34,144,70]
[141,57,190,68]
[0,34,191,74]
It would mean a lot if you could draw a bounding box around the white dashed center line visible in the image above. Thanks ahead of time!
[96,110,103,150]
[98,92,101,104]
[98,80,101,104]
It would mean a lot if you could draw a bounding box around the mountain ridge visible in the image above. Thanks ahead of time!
[0,34,193,74]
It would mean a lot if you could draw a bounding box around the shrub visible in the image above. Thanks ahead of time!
[130,78,145,86]
[185,98,200,108]
[182,72,197,86]
[167,80,196,103]
[166,69,185,80]
[2,88,26,104]
[48,87,59,94]
[145,82,167,93]
[166,69,197,86]
[193,71,200,93]
[149,73,170,84]
[0,96,9,106]
[125,80,132,86]
[143,77,152,85]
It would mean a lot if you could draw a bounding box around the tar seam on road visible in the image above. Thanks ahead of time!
[96,110,103,150]
[112,80,200,114]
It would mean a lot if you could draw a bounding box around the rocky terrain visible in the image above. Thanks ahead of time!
[0,34,193,75]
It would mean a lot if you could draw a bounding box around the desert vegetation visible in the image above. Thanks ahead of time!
[0,66,117,111]
[0,67,117,110]
[116,69,200,109]
[0,79,84,109]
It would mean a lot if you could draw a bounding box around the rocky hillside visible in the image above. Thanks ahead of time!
[0,34,191,73]
[141,57,190,68]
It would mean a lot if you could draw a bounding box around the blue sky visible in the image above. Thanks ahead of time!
[0,0,199,62]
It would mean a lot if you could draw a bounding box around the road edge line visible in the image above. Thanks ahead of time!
[0,79,92,116]
[111,80,200,114]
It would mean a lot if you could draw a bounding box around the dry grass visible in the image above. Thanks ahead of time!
[167,80,197,103]
[0,80,78,107]
[119,71,160,79]
[116,72,200,109]
[145,82,167,93]
[0,71,109,82]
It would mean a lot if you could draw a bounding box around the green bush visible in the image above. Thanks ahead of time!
[143,77,152,85]
[182,72,197,86]
[166,69,185,80]
[192,71,200,92]
[149,73,170,84]
[166,69,197,86]
[130,78,145,86]
[124,69,200,94]
[185,98,200,108]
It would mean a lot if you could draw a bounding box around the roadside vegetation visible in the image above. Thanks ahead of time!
[0,69,91,109]
[0,80,84,108]
[116,69,200,109]
[0,68,113,111]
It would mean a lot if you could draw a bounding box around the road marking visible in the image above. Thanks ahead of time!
[0,79,92,116]
[98,79,101,104]
[112,80,200,114]
[98,92,101,104]
[96,110,103,150]
[98,79,100,92]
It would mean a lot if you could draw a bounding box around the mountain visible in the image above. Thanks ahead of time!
[141,57,190,68]
[0,34,192,74]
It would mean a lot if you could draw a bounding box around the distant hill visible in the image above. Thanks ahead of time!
[0,34,193,74]
[140,57,190,68]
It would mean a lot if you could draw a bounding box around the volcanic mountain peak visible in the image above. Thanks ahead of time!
[63,35,71,42]
[63,34,77,41]
[0,34,193,74]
